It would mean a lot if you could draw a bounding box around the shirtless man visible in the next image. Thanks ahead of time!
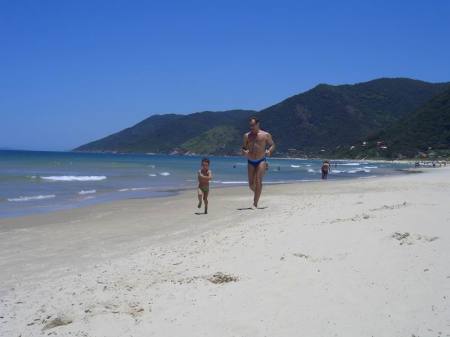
[242,117,275,209]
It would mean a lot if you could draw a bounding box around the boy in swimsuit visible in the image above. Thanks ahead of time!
[197,157,212,214]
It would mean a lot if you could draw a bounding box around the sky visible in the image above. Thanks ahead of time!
[1,0,450,151]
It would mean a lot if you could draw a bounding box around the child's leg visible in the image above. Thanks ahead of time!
[197,188,203,208]
[203,191,209,214]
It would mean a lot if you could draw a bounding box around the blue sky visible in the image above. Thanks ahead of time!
[1,0,450,151]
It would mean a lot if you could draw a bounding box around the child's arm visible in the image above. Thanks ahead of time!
[198,170,212,180]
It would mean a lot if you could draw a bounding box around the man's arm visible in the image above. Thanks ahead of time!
[242,134,249,156]
[266,133,275,156]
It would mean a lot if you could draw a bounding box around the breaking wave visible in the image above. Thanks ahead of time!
[8,194,56,202]
[41,176,107,182]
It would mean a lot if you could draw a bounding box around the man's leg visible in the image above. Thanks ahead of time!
[247,164,256,191]
[253,162,266,207]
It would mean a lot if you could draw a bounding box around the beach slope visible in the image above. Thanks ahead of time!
[1,168,449,336]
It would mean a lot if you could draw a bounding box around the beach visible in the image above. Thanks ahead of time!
[1,167,449,336]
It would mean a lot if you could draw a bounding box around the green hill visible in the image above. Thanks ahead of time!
[254,78,449,155]
[75,110,255,154]
[74,78,450,156]
[338,88,450,159]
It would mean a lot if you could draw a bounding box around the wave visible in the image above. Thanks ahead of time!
[78,190,96,195]
[148,174,157,177]
[8,194,56,202]
[290,164,300,168]
[118,187,153,192]
[348,169,371,174]
[363,166,378,169]
[330,170,344,173]
[220,181,248,184]
[80,195,95,200]
[339,163,361,166]
[159,172,171,176]
[41,175,107,182]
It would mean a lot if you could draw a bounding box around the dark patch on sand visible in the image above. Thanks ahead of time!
[208,272,239,284]
[43,317,73,330]
[392,232,439,245]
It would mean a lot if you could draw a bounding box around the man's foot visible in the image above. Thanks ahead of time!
[204,208,208,214]
[250,204,257,210]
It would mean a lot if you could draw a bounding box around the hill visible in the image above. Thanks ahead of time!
[74,78,450,156]
[75,110,255,154]
[338,88,450,159]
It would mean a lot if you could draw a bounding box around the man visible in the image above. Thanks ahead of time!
[242,117,275,209]
[321,160,330,180]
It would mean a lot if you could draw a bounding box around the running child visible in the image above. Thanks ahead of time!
[197,157,212,214]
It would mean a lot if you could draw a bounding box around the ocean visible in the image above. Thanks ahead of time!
[0,150,410,218]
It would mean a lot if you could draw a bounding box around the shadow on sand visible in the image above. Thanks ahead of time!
[237,206,268,211]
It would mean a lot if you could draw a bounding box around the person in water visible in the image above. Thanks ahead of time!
[197,157,212,214]
[321,160,330,180]
[242,117,275,209]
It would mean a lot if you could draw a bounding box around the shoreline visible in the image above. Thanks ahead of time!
[1,166,449,336]
[1,162,412,220]
[0,166,410,222]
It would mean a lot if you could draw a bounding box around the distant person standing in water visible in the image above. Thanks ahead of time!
[321,160,330,180]
[242,117,275,209]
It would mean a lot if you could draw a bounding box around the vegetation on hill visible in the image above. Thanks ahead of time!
[74,78,450,157]
[336,88,450,159]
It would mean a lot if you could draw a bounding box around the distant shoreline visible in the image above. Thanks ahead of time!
[1,148,426,163]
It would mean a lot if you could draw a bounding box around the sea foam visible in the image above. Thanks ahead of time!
[41,175,107,182]
[8,194,56,202]
[339,163,361,166]
[41,176,106,181]
[78,190,96,195]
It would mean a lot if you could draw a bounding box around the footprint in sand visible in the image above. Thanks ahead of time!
[329,213,371,224]
[370,202,408,212]
[292,253,333,263]
[392,232,439,245]
[42,316,73,330]
[207,272,239,284]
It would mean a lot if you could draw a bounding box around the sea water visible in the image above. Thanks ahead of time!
[0,150,410,218]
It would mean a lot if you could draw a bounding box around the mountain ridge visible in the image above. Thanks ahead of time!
[74,78,450,158]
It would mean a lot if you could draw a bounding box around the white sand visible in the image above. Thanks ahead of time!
[1,168,449,336]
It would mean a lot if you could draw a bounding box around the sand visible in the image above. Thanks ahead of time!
[1,168,449,337]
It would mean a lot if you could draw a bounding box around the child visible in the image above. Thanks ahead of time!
[197,157,212,214]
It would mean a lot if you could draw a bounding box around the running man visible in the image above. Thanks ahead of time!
[242,117,275,209]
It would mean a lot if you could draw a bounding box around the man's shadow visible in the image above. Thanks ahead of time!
[194,212,207,215]
[236,206,268,211]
